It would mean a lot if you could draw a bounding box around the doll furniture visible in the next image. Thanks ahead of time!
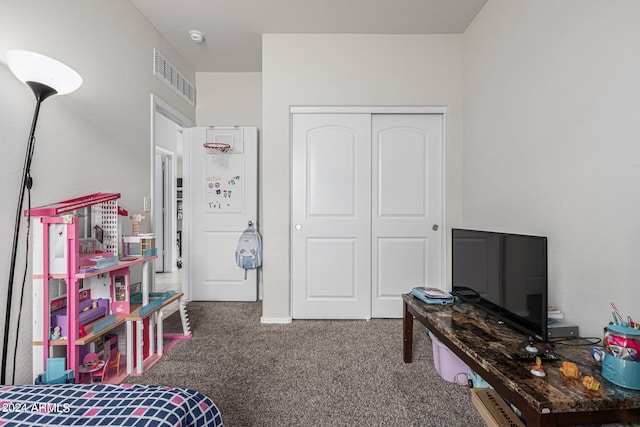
[104,334,120,378]
[90,360,109,383]
[80,352,108,384]
[107,351,121,379]
[50,298,109,338]
[34,357,74,385]
[110,268,131,314]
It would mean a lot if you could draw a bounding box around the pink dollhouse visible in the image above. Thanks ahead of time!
[30,193,190,383]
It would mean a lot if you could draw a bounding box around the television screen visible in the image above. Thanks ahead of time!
[452,228,548,342]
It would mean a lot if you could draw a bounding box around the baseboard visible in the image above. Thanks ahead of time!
[260,316,292,324]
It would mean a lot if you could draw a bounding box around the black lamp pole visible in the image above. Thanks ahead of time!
[2,82,57,385]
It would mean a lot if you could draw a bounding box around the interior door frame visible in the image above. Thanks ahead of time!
[289,106,448,316]
[150,94,195,295]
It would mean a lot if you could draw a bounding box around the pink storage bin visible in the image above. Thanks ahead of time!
[429,331,469,385]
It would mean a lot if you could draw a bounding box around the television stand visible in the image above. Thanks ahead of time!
[403,294,640,426]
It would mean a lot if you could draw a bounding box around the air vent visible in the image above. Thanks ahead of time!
[154,48,195,106]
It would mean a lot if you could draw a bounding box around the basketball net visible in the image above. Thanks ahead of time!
[204,142,231,166]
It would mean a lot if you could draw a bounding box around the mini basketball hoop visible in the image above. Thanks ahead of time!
[204,142,231,165]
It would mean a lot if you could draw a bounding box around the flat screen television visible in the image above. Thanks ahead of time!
[451,228,548,342]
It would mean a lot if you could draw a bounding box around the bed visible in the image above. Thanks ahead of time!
[0,383,223,426]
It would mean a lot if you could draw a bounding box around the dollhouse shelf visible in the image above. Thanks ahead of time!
[74,314,127,346]
[44,313,128,346]
[76,256,157,279]
[35,256,157,281]
[42,290,180,349]
[125,291,185,375]
[37,285,185,373]
[126,292,182,322]
[77,289,181,348]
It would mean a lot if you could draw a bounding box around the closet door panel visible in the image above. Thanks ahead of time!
[378,127,428,217]
[377,237,428,298]
[372,114,443,318]
[307,128,357,216]
[292,114,372,319]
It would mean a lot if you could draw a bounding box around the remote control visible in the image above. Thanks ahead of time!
[511,352,559,361]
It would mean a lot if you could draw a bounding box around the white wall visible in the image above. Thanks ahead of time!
[463,0,640,338]
[261,34,464,321]
[0,0,194,383]
[196,72,262,129]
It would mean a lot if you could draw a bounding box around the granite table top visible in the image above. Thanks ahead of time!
[404,294,640,415]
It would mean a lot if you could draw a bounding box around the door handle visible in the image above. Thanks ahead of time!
[295,224,302,231]
[432,224,439,231]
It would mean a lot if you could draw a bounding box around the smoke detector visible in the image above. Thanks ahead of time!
[188,30,205,43]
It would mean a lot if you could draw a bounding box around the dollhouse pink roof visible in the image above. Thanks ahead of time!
[27,193,121,217]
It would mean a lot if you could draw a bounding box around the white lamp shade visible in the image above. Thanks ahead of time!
[6,50,82,95]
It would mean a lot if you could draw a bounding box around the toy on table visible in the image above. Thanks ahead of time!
[583,376,601,391]
[51,326,61,340]
[130,214,145,236]
[559,361,581,379]
[590,347,605,363]
[557,358,601,391]
[78,324,86,338]
[531,356,546,377]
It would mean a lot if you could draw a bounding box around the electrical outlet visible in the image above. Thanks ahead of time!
[143,196,151,212]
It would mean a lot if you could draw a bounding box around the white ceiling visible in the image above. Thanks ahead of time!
[131,0,487,72]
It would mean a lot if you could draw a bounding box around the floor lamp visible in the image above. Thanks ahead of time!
[3,50,82,384]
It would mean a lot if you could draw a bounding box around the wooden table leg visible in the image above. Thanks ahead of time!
[403,299,413,363]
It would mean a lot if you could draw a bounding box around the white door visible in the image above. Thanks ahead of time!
[292,112,444,319]
[154,151,173,273]
[154,152,166,272]
[292,114,372,319]
[184,127,258,301]
[371,114,443,317]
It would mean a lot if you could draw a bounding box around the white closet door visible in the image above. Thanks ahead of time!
[291,111,444,319]
[292,114,372,319]
[371,114,443,318]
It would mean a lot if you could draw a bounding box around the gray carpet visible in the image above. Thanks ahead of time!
[126,302,485,426]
